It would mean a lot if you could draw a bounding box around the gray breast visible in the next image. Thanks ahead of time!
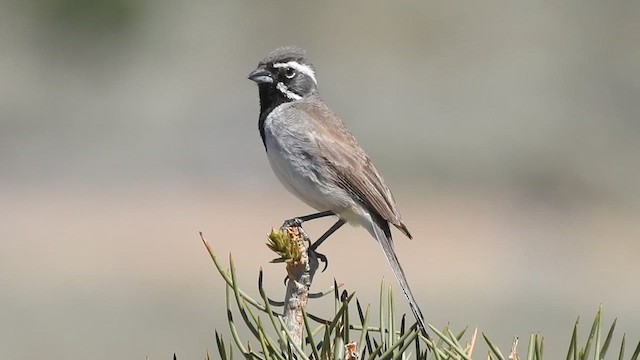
[262,104,351,212]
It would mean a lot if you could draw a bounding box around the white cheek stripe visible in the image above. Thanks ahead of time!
[276,82,302,100]
[273,61,318,85]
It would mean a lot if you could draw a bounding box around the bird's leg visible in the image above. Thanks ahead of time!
[310,219,346,251]
[283,210,335,227]
[281,211,342,272]
[310,219,346,271]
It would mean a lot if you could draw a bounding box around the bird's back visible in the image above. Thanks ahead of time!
[276,98,412,239]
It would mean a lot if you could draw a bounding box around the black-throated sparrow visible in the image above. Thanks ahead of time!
[248,46,427,336]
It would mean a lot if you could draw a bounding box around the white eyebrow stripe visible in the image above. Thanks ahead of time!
[273,61,317,84]
[276,82,302,100]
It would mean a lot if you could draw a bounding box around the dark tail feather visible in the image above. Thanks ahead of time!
[370,219,428,337]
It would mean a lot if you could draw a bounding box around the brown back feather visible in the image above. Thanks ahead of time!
[291,99,413,239]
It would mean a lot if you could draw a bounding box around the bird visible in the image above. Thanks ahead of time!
[247,46,428,337]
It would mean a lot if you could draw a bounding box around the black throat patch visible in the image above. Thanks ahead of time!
[257,83,295,149]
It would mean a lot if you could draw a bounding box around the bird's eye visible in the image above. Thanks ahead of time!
[284,67,296,79]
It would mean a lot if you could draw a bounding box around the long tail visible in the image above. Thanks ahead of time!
[367,217,428,338]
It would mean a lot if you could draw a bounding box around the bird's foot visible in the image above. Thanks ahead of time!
[310,246,329,272]
[282,252,326,285]
[282,217,304,228]
[281,216,331,272]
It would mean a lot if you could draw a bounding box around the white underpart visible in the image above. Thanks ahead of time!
[276,82,302,100]
[273,61,318,84]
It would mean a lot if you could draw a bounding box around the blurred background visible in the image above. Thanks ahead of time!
[1,0,639,358]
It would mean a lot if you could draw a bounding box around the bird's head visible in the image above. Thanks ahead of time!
[248,46,318,102]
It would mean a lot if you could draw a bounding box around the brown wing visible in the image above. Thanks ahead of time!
[292,100,413,239]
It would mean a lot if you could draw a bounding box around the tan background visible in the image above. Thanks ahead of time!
[1,1,639,359]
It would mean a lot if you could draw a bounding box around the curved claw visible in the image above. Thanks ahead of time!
[314,250,329,272]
